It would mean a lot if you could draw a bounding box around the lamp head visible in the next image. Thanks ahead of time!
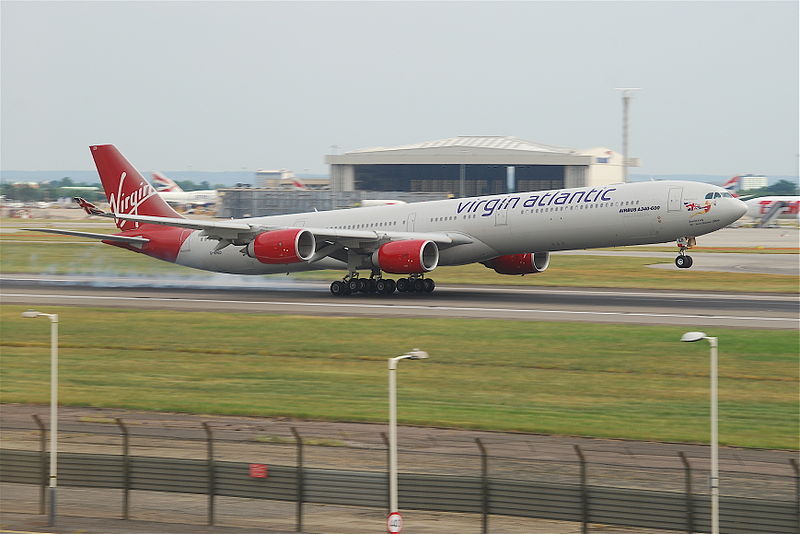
[406,348,429,360]
[21,310,41,318]
[680,331,707,343]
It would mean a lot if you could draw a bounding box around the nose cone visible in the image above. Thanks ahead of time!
[734,198,748,219]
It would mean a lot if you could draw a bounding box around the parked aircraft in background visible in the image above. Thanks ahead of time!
[721,175,799,223]
[29,145,747,296]
[743,196,800,221]
[151,172,218,208]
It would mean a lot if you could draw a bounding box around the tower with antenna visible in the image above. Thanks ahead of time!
[615,88,640,182]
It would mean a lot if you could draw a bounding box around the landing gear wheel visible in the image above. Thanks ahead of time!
[396,278,410,292]
[366,279,377,293]
[423,279,435,293]
[330,281,346,296]
[348,279,360,292]
[376,279,389,294]
[386,279,396,294]
[675,255,693,269]
[357,278,369,292]
[413,279,425,292]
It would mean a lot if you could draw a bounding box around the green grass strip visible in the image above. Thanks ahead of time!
[2,305,797,449]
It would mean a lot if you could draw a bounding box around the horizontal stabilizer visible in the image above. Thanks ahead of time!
[24,228,150,244]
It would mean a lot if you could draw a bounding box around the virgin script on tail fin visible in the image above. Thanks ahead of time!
[90,144,184,229]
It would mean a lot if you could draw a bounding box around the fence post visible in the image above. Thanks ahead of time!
[32,415,46,515]
[115,418,130,520]
[291,427,303,533]
[574,445,588,534]
[475,438,489,534]
[381,432,390,515]
[791,458,800,534]
[202,422,215,526]
[678,452,694,534]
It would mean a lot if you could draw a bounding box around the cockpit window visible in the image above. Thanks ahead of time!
[705,193,714,199]
[722,192,733,198]
[713,192,722,199]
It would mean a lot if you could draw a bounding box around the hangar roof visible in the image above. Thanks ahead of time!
[327,135,592,166]
[349,135,577,154]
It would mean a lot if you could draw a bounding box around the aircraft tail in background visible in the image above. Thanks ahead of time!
[151,171,184,193]
[721,176,740,195]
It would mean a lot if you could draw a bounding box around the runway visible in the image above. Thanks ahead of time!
[2,275,797,329]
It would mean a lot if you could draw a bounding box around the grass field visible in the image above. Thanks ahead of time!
[2,305,797,449]
[1,237,798,292]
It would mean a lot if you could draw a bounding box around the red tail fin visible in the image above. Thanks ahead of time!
[90,145,183,230]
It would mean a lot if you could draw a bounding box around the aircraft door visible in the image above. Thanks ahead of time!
[406,212,416,232]
[668,187,683,212]
[495,207,508,226]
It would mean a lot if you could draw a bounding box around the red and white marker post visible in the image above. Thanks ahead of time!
[386,511,403,533]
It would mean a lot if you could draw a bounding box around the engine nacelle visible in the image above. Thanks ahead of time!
[483,252,550,275]
[246,229,315,264]
[372,239,439,274]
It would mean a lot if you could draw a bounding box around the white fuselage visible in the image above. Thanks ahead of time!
[174,180,747,275]
[158,190,218,207]
[744,196,800,220]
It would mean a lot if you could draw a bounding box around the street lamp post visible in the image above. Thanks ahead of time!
[22,310,59,526]
[680,331,719,534]
[388,349,429,516]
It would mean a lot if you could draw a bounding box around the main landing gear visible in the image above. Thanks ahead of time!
[675,236,696,269]
[329,272,435,296]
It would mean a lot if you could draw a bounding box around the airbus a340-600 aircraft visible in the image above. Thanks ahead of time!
[31,145,748,296]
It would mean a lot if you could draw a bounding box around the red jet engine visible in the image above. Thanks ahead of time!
[483,252,550,275]
[246,229,316,264]
[372,240,439,274]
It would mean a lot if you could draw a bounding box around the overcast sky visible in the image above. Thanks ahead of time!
[2,1,797,177]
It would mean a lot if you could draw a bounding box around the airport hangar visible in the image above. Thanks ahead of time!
[218,135,637,217]
[325,135,637,197]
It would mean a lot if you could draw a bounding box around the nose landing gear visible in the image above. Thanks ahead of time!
[675,237,696,269]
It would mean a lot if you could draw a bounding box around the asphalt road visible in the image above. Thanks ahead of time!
[2,276,797,329]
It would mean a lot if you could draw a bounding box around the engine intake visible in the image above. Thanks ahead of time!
[372,240,439,274]
[246,229,315,264]
[484,252,550,275]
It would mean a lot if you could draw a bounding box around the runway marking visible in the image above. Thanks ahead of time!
[4,292,798,324]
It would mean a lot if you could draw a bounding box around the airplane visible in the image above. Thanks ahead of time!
[743,196,800,221]
[720,175,799,222]
[28,145,748,296]
[151,171,219,208]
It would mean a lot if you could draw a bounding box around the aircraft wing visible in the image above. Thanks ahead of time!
[24,228,149,244]
[110,213,472,248]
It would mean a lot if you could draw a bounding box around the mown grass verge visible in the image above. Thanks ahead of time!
[1,305,797,449]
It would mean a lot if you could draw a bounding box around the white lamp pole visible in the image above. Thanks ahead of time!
[681,331,719,534]
[388,349,429,515]
[22,310,59,526]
